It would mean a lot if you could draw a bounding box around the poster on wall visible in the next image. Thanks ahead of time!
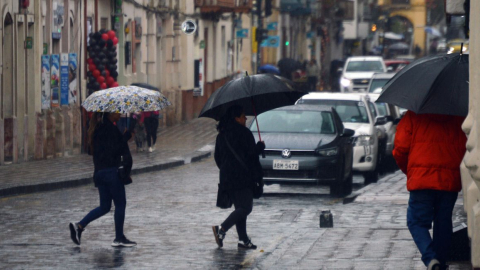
[68,53,78,104]
[51,54,60,107]
[41,55,51,110]
[60,53,69,105]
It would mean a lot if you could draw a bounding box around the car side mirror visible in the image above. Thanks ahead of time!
[387,66,394,73]
[393,118,402,125]
[374,116,388,126]
[385,115,394,122]
[341,128,355,137]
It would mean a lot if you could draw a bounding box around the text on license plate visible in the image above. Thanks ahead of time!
[273,160,299,170]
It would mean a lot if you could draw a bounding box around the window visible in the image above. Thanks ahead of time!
[375,103,388,117]
[299,100,370,123]
[368,102,377,118]
[250,110,336,134]
[346,61,384,72]
[101,17,108,30]
[341,1,354,21]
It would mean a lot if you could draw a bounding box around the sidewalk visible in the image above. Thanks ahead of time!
[0,118,219,198]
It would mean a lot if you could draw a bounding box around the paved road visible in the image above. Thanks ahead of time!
[0,158,469,269]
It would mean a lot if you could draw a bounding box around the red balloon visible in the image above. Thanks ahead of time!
[111,82,119,87]
[107,30,116,40]
[97,76,105,84]
[87,58,93,65]
[106,76,115,86]
[112,37,119,46]
[101,33,109,41]
[88,64,96,72]
[104,70,110,77]
[92,70,101,78]
[100,83,107,89]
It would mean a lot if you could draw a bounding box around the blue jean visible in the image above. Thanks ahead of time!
[407,189,458,268]
[79,168,127,240]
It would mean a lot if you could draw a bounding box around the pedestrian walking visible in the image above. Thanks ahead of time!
[143,111,160,153]
[306,59,319,91]
[69,112,136,247]
[133,113,146,152]
[393,111,466,270]
[212,105,265,250]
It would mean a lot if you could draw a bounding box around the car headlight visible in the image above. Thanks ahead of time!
[447,47,454,54]
[463,46,467,52]
[354,135,374,146]
[315,147,338,156]
[340,77,351,87]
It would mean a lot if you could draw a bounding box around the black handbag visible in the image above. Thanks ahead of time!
[118,155,132,185]
[216,184,232,209]
[224,137,264,199]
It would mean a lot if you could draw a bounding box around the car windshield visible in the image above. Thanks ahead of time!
[298,100,370,123]
[250,110,336,134]
[346,61,384,72]
[368,79,390,93]
[375,102,388,116]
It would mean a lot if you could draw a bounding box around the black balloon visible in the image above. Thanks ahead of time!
[93,32,102,40]
[98,39,106,48]
[94,45,101,51]
[101,58,109,64]
[109,46,117,52]
[101,70,108,77]
[93,58,101,66]
[98,52,106,59]
[110,58,118,64]
[106,40,114,48]
[99,29,107,34]
[97,65,105,71]
[93,81,101,90]
[110,71,118,77]
[89,38,97,46]
[87,71,92,77]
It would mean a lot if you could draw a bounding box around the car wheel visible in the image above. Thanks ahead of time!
[343,172,353,195]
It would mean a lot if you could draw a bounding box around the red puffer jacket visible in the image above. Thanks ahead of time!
[393,111,466,192]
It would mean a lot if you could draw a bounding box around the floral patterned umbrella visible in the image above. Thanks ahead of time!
[82,86,171,113]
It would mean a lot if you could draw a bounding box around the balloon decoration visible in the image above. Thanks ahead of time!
[87,29,119,94]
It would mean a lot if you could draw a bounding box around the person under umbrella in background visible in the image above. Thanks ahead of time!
[142,111,160,153]
[393,111,466,270]
[212,105,265,250]
[69,112,136,247]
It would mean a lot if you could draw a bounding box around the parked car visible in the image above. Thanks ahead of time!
[384,60,410,73]
[338,56,387,93]
[249,104,355,196]
[367,73,395,93]
[297,93,387,183]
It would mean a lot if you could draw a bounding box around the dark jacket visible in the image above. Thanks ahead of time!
[214,122,264,191]
[92,119,132,186]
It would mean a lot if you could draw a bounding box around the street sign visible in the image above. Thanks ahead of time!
[234,19,242,29]
[43,43,48,54]
[236,29,249,38]
[181,19,197,35]
[261,36,280,48]
[200,40,205,49]
[266,22,278,31]
[307,31,314,39]
[25,37,33,49]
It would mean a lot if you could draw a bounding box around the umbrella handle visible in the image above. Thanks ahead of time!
[251,97,265,158]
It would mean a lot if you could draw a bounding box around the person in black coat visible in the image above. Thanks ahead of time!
[69,112,136,247]
[212,105,265,249]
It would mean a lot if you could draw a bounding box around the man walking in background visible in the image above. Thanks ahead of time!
[393,111,466,270]
[306,59,319,92]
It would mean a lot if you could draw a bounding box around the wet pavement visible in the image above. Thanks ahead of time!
[0,158,470,269]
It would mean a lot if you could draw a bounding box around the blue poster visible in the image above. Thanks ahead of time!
[41,55,51,109]
[50,54,60,107]
[236,29,249,39]
[267,22,278,31]
[260,36,280,48]
[68,53,78,104]
[60,54,69,105]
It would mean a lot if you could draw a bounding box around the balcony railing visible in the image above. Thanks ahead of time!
[195,0,235,12]
[235,0,252,12]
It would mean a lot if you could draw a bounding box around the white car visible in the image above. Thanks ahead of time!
[297,93,387,183]
[339,56,387,93]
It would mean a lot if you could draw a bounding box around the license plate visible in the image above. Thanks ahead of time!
[273,160,299,170]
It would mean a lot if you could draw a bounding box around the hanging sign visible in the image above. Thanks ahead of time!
[261,36,280,48]
[181,19,197,35]
[236,29,249,39]
[41,55,51,109]
[50,54,60,107]
[267,22,278,31]
[68,53,78,104]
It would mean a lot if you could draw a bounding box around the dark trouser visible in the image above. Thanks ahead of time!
[221,188,253,241]
[407,189,458,268]
[307,76,317,91]
[144,117,159,147]
[79,168,127,240]
[117,117,128,134]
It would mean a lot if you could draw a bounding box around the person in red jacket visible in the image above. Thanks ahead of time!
[393,111,466,270]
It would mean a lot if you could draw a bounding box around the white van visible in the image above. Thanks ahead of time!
[339,56,387,93]
[297,93,387,183]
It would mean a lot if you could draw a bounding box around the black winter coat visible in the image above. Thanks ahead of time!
[214,122,264,191]
[92,119,132,187]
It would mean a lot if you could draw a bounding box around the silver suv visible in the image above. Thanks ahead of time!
[339,56,387,93]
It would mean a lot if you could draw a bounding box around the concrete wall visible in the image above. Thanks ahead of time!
[462,0,480,267]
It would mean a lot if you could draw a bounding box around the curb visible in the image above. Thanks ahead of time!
[0,150,212,199]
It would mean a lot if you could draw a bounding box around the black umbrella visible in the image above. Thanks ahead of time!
[131,82,160,91]
[277,58,302,80]
[199,74,305,140]
[377,53,468,116]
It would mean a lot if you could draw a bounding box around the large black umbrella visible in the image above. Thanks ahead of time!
[199,74,305,140]
[277,58,302,80]
[377,53,468,116]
